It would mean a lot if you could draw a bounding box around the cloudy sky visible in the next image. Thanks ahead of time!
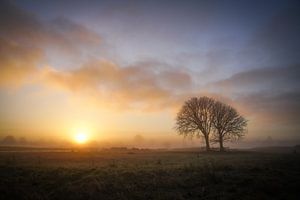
[0,0,299,146]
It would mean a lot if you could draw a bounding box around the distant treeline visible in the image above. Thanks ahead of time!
[0,135,60,146]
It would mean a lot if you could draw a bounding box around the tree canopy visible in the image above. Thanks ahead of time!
[175,96,247,151]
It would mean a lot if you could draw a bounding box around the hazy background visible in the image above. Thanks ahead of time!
[0,0,299,148]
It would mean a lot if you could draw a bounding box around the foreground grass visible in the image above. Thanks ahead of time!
[0,150,299,199]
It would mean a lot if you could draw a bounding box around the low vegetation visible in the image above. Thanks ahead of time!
[0,148,299,199]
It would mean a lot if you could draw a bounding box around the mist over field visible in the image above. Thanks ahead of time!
[0,0,300,146]
[0,0,300,199]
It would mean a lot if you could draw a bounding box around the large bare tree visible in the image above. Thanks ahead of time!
[212,101,247,151]
[175,97,215,151]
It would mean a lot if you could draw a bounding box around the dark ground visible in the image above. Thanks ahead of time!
[0,147,299,200]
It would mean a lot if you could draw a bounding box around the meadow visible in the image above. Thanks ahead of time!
[0,147,299,200]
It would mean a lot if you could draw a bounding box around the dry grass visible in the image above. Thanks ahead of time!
[0,148,299,199]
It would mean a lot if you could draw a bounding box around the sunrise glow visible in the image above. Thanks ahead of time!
[74,133,88,144]
[0,1,299,199]
[0,0,299,148]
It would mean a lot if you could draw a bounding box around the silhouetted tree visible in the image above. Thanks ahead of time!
[175,97,215,151]
[134,134,144,143]
[212,101,247,151]
[1,135,17,145]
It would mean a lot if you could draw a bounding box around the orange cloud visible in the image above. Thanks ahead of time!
[0,38,43,86]
[42,60,193,110]
[0,1,193,111]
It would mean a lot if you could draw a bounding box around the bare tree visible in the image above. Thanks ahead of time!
[212,101,247,151]
[175,97,215,151]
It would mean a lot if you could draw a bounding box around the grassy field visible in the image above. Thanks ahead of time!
[0,148,299,200]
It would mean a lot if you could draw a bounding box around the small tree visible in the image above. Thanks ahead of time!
[212,101,247,151]
[1,135,17,145]
[175,97,215,151]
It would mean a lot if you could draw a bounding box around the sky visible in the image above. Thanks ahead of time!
[0,0,299,147]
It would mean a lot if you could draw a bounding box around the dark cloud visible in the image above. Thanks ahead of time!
[238,91,300,125]
[208,64,300,128]
[206,1,300,130]
[0,0,101,86]
[210,65,300,93]
[0,1,44,86]
[251,1,300,65]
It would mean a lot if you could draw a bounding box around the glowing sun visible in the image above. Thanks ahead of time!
[74,133,88,144]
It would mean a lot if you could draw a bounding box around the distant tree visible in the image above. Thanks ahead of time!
[175,97,215,151]
[263,136,274,145]
[134,134,144,143]
[19,137,28,145]
[1,135,17,145]
[212,101,247,151]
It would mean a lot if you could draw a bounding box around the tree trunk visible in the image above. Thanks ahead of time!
[219,134,224,152]
[204,135,210,151]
